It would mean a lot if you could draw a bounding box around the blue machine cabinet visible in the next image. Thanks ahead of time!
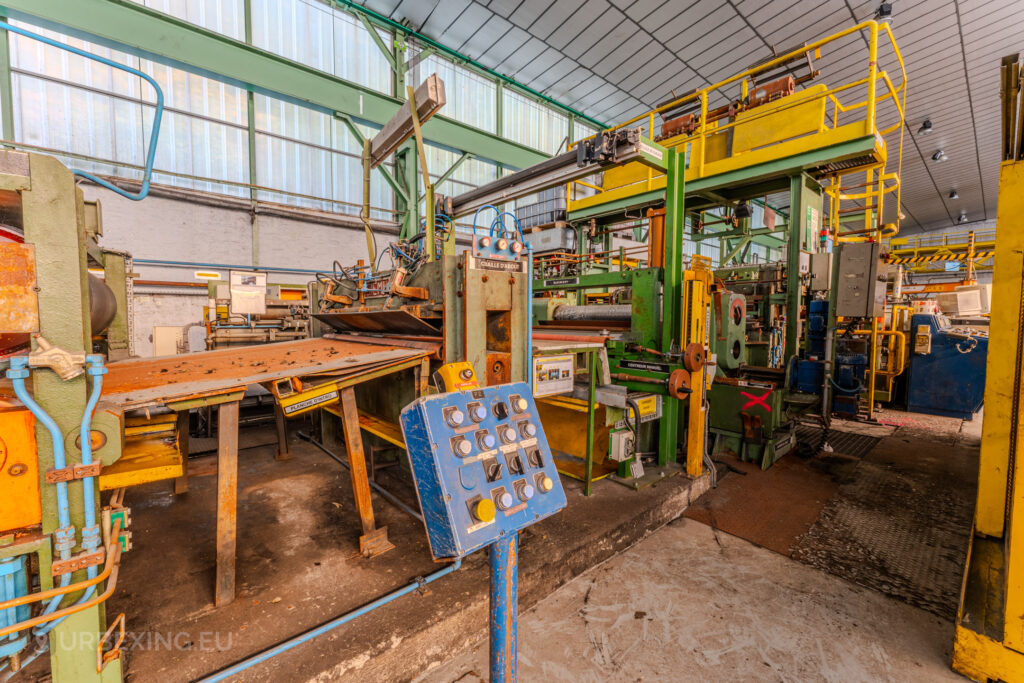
[906,313,988,420]
[401,380,567,682]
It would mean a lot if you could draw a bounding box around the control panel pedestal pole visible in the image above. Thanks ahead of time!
[489,532,518,682]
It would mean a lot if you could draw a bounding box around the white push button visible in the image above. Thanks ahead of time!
[446,409,465,427]
[454,438,472,456]
[496,491,515,510]
[517,484,535,501]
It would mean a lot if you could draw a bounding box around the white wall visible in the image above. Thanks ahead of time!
[84,183,383,357]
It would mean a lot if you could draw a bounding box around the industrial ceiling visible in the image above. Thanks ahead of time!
[362,0,1019,233]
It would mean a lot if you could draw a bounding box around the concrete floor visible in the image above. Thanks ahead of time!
[421,518,962,683]
[98,424,708,682]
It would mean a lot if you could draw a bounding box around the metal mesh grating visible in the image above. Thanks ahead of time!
[795,424,880,459]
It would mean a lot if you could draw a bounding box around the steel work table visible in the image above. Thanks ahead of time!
[101,337,431,606]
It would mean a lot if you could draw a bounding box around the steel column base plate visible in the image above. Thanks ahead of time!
[359,527,395,557]
[609,462,683,490]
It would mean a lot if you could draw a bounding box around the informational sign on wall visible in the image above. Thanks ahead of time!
[229,270,267,315]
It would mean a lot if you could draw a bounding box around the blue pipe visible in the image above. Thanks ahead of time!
[498,212,524,241]
[6,358,79,633]
[471,204,502,238]
[6,359,72,535]
[0,21,163,201]
[35,357,109,637]
[195,559,462,682]
[489,533,518,683]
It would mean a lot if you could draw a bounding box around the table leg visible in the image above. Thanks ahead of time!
[274,403,292,461]
[215,401,239,607]
[585,350,596,497]
[338,387,393,557]
[174,410,189,495]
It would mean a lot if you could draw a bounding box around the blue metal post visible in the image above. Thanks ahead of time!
[489,532,518,682]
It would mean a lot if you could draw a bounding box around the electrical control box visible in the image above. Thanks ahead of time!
[809,252,833,291]
[532,354,574,397]
[835,242,884,318]
[400,381,567,559]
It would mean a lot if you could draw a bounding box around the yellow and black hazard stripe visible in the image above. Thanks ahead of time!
[888,250,994,265]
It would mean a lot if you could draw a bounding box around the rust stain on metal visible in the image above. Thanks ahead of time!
[102,337,429,408]
[0,243,39,334]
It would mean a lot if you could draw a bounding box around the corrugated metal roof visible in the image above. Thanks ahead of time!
[366,0,1017,232]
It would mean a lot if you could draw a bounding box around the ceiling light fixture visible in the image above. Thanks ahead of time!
[932,150,947,162]
[957,213,968,224]
[949,189,959,200]
[875,2,894,21]
[918,119,933,135]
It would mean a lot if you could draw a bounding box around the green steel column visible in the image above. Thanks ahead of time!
[658,149,685,465]
[101,252,130,360]
[24,154,121,682]
[0,14,15,143]
[785,172,823,363]
[243,0,259,267]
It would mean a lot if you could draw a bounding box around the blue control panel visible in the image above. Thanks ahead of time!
[400,381,567,560]
[472,232,526,262]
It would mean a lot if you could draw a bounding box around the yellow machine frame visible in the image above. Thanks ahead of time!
[567,20,906,218]
[953,54,1024,681]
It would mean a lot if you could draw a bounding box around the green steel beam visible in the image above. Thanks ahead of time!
[356,12,396,71]
[0,12,13,142]
[0,0,548,170]
[567,137,879,224]
[532,269,636,292]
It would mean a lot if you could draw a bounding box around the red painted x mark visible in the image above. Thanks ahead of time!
[741,390,772,412]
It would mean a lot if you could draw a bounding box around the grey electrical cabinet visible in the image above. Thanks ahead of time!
[835,242,884,318]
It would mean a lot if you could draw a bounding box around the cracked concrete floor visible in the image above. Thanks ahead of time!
[419,518,961,682]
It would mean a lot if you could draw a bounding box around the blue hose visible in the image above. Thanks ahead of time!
[0,20,163,201]
[34,356,109,636]
[6,358,72,533]
[471,205,502,238]
[196,559,462,682]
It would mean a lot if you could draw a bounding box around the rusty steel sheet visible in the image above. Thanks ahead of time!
[101,337,428,409]
[314,309,440,336]
[323,333,442,359]
[0,243,38,356]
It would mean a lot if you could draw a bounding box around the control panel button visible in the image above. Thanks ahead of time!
[500,426,517,443]
[511,396,528,413]
[473,498,496,522]
[519,421,537,438]
[517,483,535,501]
[492,401,509,420]
[495,491,515,510]
[445,408,466,427]
[453,437,473,457]
[477,431,496,450]
[468,403,487,422]
[538,475,555,493]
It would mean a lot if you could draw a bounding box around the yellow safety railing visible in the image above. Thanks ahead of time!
[851,304,911,408]
[567,20,907,216]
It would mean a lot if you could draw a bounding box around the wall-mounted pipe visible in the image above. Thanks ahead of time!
[0,20,163,201]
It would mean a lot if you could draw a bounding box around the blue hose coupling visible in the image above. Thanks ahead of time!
[5,365,28,380]
[81,525,101,552]
[85,355,107,376]
[53,526,76,556]
[6,355,29,378]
